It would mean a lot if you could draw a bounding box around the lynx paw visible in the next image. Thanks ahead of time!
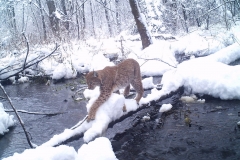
[87,114,95,122]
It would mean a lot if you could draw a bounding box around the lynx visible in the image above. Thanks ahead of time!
[85,58,144,122]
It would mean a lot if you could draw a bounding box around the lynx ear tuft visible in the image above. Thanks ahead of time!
[93,70,98,77]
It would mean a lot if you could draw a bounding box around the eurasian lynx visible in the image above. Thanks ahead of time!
[85,58,144,122]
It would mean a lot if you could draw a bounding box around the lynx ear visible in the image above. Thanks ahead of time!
[93,70,98,77]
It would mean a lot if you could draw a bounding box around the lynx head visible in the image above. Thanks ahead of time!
[85,71,102,90]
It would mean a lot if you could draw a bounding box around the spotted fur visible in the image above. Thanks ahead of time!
[85,58,143,122]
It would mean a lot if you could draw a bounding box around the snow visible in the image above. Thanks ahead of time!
[52,63,77,80]
[90,53,114,71]
[3,137,116,160]
[3,145,77,160]
[78,137,117,160]
[180,95,205,103]
[159,104,172,113]
[0,102,16,135]
[141,77,156,89]
[1,24,240,160]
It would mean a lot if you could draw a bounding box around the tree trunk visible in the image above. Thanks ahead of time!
[90,0,96,38]
[46,0,60,38]
[37,0,47,41]
[6,1,17,36]
[129,0,152,49]
[115,0,121,34]
[81,1,86,40]
[61,0,69,30]
[181,4,188,33]
[103,0,113,37]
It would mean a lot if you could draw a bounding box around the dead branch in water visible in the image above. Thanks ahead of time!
[0,43,60,81]
[4,109,66,116]
[0,84,34,148]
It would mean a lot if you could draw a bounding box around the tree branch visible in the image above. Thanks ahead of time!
[22,33,29,70]
[197,0,235,20]
[4,109,66,116]
[0,84,34,148]
[0,44,60,80]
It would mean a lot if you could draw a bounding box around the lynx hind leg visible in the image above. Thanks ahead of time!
[131,80,143,103]
[122,104,127,112]
[115,90,120,94]
[123,84,130,97]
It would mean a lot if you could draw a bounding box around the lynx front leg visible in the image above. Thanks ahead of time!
[87,100,102,122]
[87,90,111,122]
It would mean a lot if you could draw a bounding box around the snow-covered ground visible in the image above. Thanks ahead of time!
[1,24,240,159]
[0,102,16,135]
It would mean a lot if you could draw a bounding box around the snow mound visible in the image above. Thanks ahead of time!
[78,137,118,160]
[142,77,156,89]
[159,104,172,113]
[3,145,77,160]
[0,102,15,135]
[83,87,125,142]
[52,63,77,80]
[4,137,117,160]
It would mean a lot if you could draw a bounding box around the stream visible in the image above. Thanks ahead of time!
[0,76,240,160]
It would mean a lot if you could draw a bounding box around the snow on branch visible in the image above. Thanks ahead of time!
[0,43,60,81]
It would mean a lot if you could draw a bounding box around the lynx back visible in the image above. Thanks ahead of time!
[85,58,143,122]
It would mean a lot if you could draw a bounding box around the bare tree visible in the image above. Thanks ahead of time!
[46,0,60,38]
[37,0,47,41]
[115,0,121,34]
[90,0,96,38]
[102,0,113,37]
[60,0,69,31]
[81,0,86,40]
[3,0,17,38]
[129,0,152,49]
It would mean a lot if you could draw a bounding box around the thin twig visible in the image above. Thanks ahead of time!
[4,109,66,116]
[197,0,235,20]
[22,33,30,70]
[70,115,88,130]
[139,58,177,68]
[0,96,5,99]
[0,84,34,148]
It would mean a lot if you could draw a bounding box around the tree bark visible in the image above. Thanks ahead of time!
[75,0,80,40]
[81,1,86,40]
[90,0,96,38]
[46,0,60,38]
[6,0,17,36]
[61,0,69,30]
[37,0,47,41]
[115,0,121,34]
[129,0,152,49]
[102,0,113,37]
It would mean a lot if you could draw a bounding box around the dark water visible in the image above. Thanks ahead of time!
[0,79,88,158]
[112,98,240,160]
[1,77,240,160]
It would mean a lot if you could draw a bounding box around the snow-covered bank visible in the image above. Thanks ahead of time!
[3,137,117,160]
[0,102,15,135]
[140,43,240,105]
[1,25,240,160]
